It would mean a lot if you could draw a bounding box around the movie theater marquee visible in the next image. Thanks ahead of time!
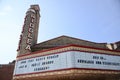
[14,51,120,75]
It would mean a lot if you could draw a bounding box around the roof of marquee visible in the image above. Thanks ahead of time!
[31,35,120,52]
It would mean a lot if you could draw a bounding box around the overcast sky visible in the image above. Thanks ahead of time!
[0,0,120,64]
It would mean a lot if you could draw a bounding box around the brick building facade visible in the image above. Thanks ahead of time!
[0,61,15,80]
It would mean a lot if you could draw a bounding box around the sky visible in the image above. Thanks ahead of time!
[0,0,120,64]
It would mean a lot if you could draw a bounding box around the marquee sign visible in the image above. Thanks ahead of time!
[25,14,35,50]
[17,5,40,56]
[14,51,120,75]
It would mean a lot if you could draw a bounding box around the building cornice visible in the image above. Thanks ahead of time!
[16,44,120,61]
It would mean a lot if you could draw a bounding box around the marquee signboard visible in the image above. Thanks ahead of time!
[14,51,120,75]
[17,5,40,56]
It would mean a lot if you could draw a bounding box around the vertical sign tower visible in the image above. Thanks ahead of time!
[17,5,40,56]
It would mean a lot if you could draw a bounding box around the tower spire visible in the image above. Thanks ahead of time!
[17,5,40,56]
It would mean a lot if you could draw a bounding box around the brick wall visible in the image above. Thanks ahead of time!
[0,61,15,80]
